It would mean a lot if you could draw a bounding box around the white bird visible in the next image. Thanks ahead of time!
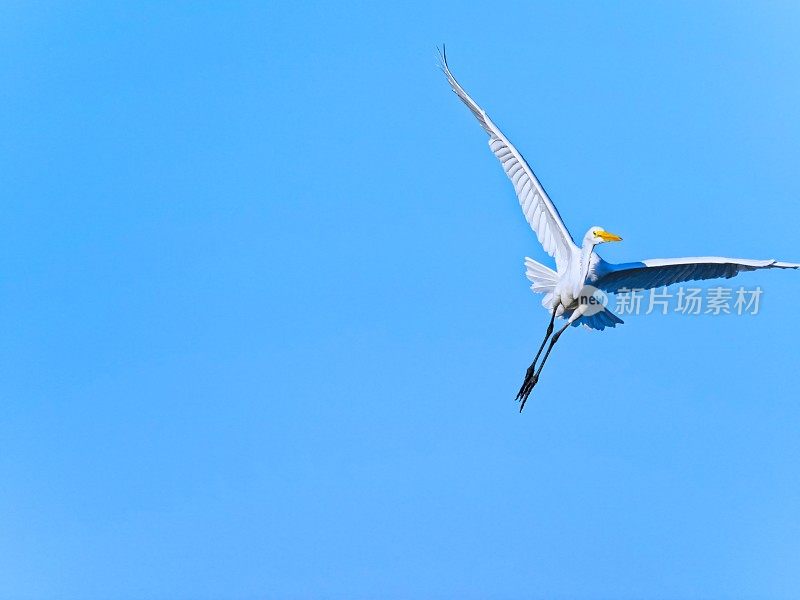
[440,48,800,411]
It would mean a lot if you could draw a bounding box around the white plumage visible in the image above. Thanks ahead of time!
[440,48,799,409]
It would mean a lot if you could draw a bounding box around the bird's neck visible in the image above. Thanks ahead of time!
[578,241,596,282]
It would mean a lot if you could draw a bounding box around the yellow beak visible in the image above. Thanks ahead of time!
[597,230,623,242]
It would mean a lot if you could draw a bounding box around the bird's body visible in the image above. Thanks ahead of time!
[440,48,799,409]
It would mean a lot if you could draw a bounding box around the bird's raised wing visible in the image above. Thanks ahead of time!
[593,256,800,294]
[440,49,577,273]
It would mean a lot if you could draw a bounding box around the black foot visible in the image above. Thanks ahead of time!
[516,366,534,400]
[516,373,539,412]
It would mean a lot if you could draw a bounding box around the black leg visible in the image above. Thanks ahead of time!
[518,320,571,412]
[516,304,558,407]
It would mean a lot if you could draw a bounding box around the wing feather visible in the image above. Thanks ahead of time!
[440,48,577,272]
[593,256,800,293]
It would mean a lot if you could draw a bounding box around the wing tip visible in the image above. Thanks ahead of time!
[436,43,452,78]
[436,44,446,69]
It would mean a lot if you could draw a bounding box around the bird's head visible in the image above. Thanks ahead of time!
[585,226,623,246]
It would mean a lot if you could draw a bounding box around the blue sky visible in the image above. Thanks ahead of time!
[2,2,800,598]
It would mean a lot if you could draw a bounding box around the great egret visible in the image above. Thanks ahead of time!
[440,49,799,411]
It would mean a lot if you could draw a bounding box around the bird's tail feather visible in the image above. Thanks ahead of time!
[524,257,558,293]
[574,308,624,331]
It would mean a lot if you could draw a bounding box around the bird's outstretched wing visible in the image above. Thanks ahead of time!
[593,256,800,294]
[440,48,578,273]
